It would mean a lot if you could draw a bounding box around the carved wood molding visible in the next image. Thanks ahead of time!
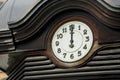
[8,0,120,43]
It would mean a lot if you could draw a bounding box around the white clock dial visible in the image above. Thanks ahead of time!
[51,21,93,62]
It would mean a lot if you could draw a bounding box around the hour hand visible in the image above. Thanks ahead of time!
[69,40,74,48]
[69,24,74,48]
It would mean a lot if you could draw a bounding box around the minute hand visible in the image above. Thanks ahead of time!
[69,25,74,48]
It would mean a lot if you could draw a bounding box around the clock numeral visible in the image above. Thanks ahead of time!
[85,36,89,42]
[57,48,61,53]
[70,54,74,59]
[83,44,87,49]
[62,28,67,33]
[57,34,63,39]
[55,41,59,46]
[83,29,87,35]
[78,51,81,56]
[69,24,75,31]
[63,53,67,58]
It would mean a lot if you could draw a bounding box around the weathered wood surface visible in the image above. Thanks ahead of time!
[0,71,8,80]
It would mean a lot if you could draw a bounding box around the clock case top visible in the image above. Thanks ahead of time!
[1,0,119,52]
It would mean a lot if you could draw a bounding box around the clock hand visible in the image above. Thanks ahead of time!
[69,24,74,48]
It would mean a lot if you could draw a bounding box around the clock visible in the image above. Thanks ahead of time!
[51,21,93,62]
[47,14,97,67]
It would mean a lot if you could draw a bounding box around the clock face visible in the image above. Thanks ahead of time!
[51,21,93,62]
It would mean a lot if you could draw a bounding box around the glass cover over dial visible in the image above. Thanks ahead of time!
[51,21,93,62]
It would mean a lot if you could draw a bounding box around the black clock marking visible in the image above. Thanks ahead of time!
[57,33,63,39]
[55,41,59,46]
